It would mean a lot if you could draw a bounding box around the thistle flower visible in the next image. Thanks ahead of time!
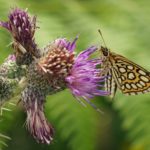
[26,37,77,95]
[32,37,107,101]
[0,8,40,65]
[22,86,54,144]
[65,46,108,104]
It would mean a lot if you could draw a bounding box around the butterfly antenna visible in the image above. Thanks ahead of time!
[98,29,107,48]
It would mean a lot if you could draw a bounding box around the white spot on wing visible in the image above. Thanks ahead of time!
[118,78,122,83]
[125,83,131,89]
[139,81,146,86]
[138,70,147,75]
[121,85,125,90]
[128,72,135,80]
[137,83,143,88]
[140,76,149,82]
[121,75,126,81]
[131,83,138,89]
[127,65,134,70]
[119,68,126,73]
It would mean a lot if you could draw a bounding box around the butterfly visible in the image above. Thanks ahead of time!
[98,30,150,98]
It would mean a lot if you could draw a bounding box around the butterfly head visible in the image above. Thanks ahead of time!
[100,46,110,57]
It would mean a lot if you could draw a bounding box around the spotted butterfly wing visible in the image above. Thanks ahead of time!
[104,69,117,98]
[100,46,150,97]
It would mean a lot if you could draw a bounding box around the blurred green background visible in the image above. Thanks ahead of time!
[0,0,150,150]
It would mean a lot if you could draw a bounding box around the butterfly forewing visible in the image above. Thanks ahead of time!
[101,47,150,96]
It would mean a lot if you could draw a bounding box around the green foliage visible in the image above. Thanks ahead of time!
[0,0,150,150]
[46,91,100,150]
[114,94,150,150]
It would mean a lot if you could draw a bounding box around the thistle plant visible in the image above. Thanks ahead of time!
[0,8,108,144]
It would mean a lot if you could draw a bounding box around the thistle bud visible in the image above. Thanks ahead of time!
[0,8,40,65]
[22,86,54,144]
[0,54,25,79]
[0,77,17,105]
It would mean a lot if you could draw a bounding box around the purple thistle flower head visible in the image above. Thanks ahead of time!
[22,87,54,144]
[36,37,108,100]
[0,8,40,65]
[37,38,77,89]
[66,46,108,101]
[0,8,36,45]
